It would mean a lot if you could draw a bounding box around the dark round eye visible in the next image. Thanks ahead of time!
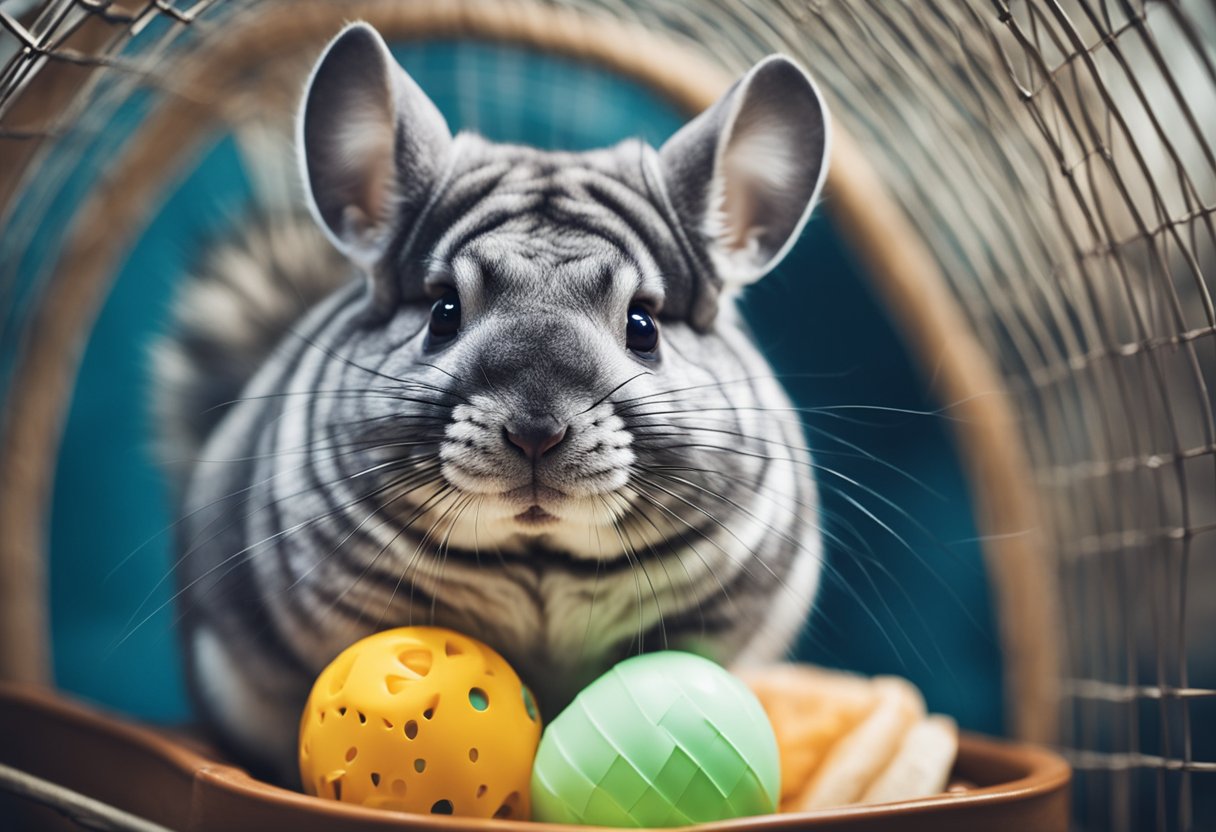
[427,290,461,345]
[625,305,659,355]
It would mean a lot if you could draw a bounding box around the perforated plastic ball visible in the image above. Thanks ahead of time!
[531,651,781,827]
[299,627,542,819]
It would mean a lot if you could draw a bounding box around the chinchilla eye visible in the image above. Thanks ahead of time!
[625,305,658,356]
[426,289,461,346]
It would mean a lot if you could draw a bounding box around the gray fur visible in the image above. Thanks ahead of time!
[160,22,830,781]
[152,212,353,482]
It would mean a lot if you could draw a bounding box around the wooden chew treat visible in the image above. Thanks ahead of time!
[744,665,959,812]
[861,714,959,805]
[741,664,879,808]
[794,677,926,810]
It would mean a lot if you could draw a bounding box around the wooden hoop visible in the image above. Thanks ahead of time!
[0,0,1057,741]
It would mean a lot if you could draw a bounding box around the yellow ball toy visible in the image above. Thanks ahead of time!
[299,627,542,819]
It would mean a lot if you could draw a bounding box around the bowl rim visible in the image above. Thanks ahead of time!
[1,681,1070,831]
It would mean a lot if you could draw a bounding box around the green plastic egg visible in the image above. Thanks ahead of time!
[530,652,780,827]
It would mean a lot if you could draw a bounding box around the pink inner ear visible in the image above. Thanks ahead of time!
[351,142,394,229]
[717,113,801,251]
[720,174,760,251]
[331,86,397,238]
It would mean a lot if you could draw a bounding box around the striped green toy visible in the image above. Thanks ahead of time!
[531,652,780,827]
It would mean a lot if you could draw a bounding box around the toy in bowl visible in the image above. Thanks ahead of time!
[298,626,542,819]
[743,664,959,811]
[531,651,781,827]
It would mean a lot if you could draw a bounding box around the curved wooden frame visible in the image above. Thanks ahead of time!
[0,0,1058,742]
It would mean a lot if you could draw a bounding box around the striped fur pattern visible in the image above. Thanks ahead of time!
[166,24,830,779]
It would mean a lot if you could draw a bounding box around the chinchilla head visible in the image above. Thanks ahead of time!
[296,23,830,557]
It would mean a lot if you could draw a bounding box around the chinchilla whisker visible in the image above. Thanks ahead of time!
[380,373,467,396]
[805,461,985,571]
[631,525,708,640]
[640,465,855,575]
[816,504,954,672]
[377,484,464,629]
[469,496,485,569]
[663,444,976,634]
[641,463,943,667]
[428,492,479,626]
[610,369,859,408]
[669,439,988,611]
[636,438,955,532]
[619,484,732,632]
[417,360,471,391]
[164,458,445,603]
[628,469,880,654]
[327,482,458,632]
[598,495,651,657]
[631,438,914,501]
[113,462,445,654]
[812,403,976,418]
[577,501,609,665]
[179,433,446,467]
[400,487,471,629]
[596,496,641,652]
[633,465,910,656]
[829,488,984,633]
[288,329,471,403]
[176,457,442,554]
[610,486,709,630]
[172,461,446,600]
[385,488,465,629]
[282,469,448,598]
[476,497,512,574]
[796,422,947,500]
[628,471,811,613]
[351,488,455,631]
[192,396,447,468]
[628,417,944,500]
[104,446,441,583]
[580,370,653,415]
[345,445,449,476]
[206,387,460,414]
[623,472,770,597]
[605,489,670,651]
[624,402,907,435]
[617,383,989,418]
[643,463,824,526]
[635,469,910,659]
[619,402,970,427]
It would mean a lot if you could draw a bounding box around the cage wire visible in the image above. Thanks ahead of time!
[2,1,1216,830]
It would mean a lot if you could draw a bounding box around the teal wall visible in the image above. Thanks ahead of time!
[46,41,1003,733]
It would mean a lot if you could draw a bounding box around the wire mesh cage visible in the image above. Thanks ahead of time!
[1,1,1214,830]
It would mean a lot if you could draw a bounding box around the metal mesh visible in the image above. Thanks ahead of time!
[2,1,1215,829]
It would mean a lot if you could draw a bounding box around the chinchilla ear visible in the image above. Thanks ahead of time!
[659,55,830,287]
[298,22,452,268]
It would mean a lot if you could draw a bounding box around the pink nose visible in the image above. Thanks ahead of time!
[505,421,568,461]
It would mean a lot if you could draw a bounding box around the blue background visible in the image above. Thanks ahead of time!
[46,41,1003,734]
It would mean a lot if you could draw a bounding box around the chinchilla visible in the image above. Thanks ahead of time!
[154,22,830,781]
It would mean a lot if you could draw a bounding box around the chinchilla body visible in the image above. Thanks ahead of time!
[155,24,830,779]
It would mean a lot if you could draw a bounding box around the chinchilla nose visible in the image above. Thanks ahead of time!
[504,414,568,461]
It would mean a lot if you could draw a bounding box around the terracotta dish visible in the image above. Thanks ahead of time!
[0,682,1068,831]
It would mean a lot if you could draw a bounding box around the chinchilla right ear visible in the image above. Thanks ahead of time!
[298,22,452,271]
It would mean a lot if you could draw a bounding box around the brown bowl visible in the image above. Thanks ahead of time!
[0,682,1069,831]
